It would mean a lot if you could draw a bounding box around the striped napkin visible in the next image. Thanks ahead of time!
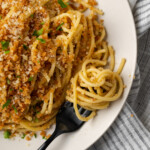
[89,0,150,149]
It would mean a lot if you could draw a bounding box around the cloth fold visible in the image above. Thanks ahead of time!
[89,0,150,149]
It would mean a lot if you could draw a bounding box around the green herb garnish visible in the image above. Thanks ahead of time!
[1,41,9,50]
[28,77,33,82]
[30,14,34,18]
[57,0,68,8]
[36,38,46,43]
[23,44,28,50]
[2,99,11,109]
[16,76,20,78]
[20,89,23,92]
[41,22,45,25]
[4,50,10,54]
[56,22,64,31]
[33,28,43,37]
[9,89,13,92]
[7,79,10,85]
[21,133,26,139]
[4,130,11,139]
[37,60,40,63]
[0,16,2,20]
[35,117,39,122]
[12,105,17,113]
[34,133,37,138]
[42,136,47,140]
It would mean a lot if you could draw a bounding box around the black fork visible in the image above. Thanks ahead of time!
[38,101,91,150]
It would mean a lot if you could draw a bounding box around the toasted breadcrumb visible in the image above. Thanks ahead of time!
[130,114,134,117]
[26,136,31,141]
[40,131,46,137]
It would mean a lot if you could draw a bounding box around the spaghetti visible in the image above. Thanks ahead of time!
[0,0,126,136]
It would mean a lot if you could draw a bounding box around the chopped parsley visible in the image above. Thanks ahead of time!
[4,50,10,54]
[42,136,47,140]
[0,16,2,20]
[33,28,43,37]
[12,105,17,113]
[7,79,10,85]
[28,76,33,82]
[36,38,46,43]
[41,22,45,25]
[16,75,20,78]
[57,0,68,8]
[4,130,11,139]
[35,117,39,122]
[34,133,37,138]
[37,60,40,64]
[20,89,23,92]
[23,44,28,50]
[1,41,9,50]
[21,133,26,139]
[56,22,64,31]
[2,99,11,109]
[9,89,13,92]
[30,14,34,18]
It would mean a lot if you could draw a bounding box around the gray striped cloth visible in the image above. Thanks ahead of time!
[88,0,150,149]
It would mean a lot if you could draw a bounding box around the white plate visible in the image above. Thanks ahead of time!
[0,0,137,149]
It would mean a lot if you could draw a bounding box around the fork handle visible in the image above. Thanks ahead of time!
[38,128,63,150]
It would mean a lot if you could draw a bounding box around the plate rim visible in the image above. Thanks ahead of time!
[0,0,137,149]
